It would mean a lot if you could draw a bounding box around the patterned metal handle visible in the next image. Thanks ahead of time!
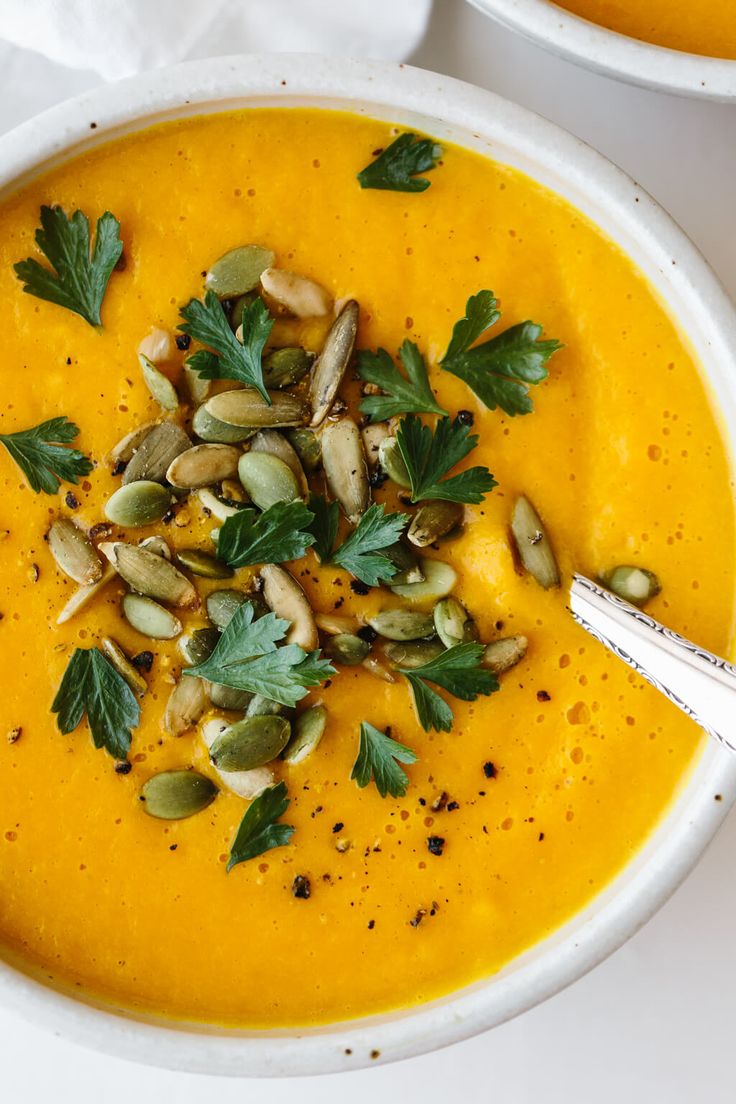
[569,574,736,755]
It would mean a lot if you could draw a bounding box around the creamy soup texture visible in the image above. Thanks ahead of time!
[554,0,736,59]
[0,109,733,1028]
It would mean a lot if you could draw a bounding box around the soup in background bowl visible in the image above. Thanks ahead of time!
[1,56,735,1076]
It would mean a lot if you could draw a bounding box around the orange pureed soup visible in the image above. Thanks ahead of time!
[554,0,736,59]
[0,108,733,1028]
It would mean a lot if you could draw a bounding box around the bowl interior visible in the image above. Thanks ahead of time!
[1,56,736,1076]
[467,0,736,101]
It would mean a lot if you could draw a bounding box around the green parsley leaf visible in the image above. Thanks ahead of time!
[357,340,447,421]
[332,504,407,587]
[179,291,273,404]
[357,133,442,193]
[227,781,295,872]
[217,501,316,568]
[184,602,334,708]
[51,647,140,759]
[351,722,417,798]
[401,642,499,733]
[0,416,93,495]
[307,492,339,563]
[14,206,123,327]
[395,414,496,504]
[441,290,562,416]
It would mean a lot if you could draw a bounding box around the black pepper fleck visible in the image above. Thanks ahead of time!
[538,832,545,841]
[350,580,370,596]
[356,625,378,644]
[292,875,311,899]
[64,491,79,509]
[131,651,154,672]
[536,690,551,702]
[111,459,127,477]
[368,469,388,489]
[114,760,132,775]
[169,844,178,851]
[332,822,344,833]
[447,800,460,812]
[175,333,191,351]
[367,919,375,930]
[483,761,497,779]
[457,409,474,426]
[427,835,445,856]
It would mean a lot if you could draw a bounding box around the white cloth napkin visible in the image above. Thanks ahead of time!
[0,0,432,79]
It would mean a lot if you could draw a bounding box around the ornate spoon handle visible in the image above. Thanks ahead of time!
[569,573,736,755]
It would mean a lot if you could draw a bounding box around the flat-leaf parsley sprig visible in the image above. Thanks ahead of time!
[357,340,447,421]
[227,781,295,871]
[0,416,93,494]
[52,647,140,760]
[184,601,334,708]
[440,290,563,416]
[395,414,497,505]
[308,498,407,587]
[401,643,499,733]
[351,722,417,798]
[179,291,273,403]
[15,205,123,327]
[216,501,316,568]
[357,133,442,193]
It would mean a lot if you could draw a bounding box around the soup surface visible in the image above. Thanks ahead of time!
[0,108,733,1028]
[554,0,736,59]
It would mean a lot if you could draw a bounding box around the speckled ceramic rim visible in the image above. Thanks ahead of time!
[1,55,736,1078]
[467,0,736,100]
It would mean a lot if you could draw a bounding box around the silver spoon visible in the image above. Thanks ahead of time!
[569,573,736,755]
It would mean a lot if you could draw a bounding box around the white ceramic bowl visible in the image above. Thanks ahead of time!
[2,55,736,1077]
[468,0,736,100]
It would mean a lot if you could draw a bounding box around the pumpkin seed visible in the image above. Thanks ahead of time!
[200,718,275,798]
[511,496,560,589]
[361,655,397,683]
[322,417,369,523]
[101,542,198,608]
[325,633,370,665]
[378,436,411,488]
[138,327,173,363]
[206,588,247,629]
[220,478,249,504]
[140,353,179,411]
[196,487,241,522]
[104,481,172,528]
[139,534,172,560]
[384,639,446,669]
[56,564,117,625]
[122,421,191,485]
[179,627,220,666]
[140,769,218,820]
[383,541,424,585]
[408,501,464,548]
[122,593,182,639]
[192,404,256,444]
[166,444,241,489]
[369,609,435,641]
[208,683,254,711]
[206,389,309,429]
[282,705,327,765]
[250,429,309,495]
[182,357,211,403]
[109,421,158,464]
[361,422,390,468]
[238,452,300,511]
[101,637,148,697]
[175,548,234,579]
[164,677,208,737]
[286,427,322,471]
[261,563,318,649]
[390,558,458,604]
[205,244,275,298]
[309,299,359,426]
[260,267,332,318]
[601,565,661,606]
[482,635,529,675]
[262,347,315,389]
[210,715,291,771]
[315,611,360,635]
[433,597,477,648]
[246,695,285,718]
[48,519,102,585]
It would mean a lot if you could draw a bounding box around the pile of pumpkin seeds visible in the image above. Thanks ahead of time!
[47,243,660,820]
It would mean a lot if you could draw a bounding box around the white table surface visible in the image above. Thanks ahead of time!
[2,2,736,1100]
